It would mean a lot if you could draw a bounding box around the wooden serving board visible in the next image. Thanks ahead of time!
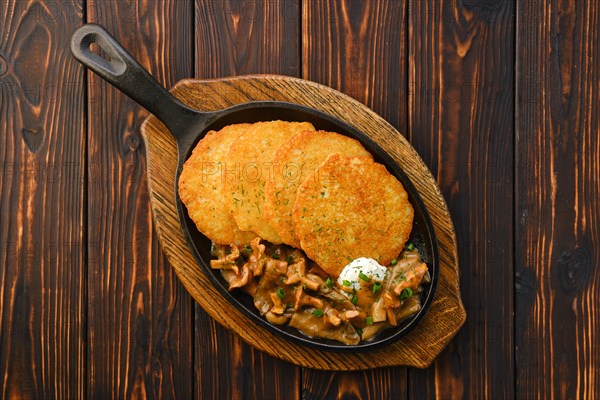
[140,75,466,370]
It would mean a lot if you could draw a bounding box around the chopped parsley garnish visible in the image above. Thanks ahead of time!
[400,287,413,301]
[358,271,371,282]
[276,287,285,300]
[366,317,373,325]
[325,277,333,287]
[286,255,294,264]
[390,258,398,266]
[355,327,363,336]
[312,309,324,317]
[351,295,359,305]
[272,253,280,259]
[343,280,352,287]
[372,282,382,294]
[407,243,415,251]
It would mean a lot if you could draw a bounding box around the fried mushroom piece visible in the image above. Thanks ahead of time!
[383,292,401,326]
[229,264,251,290]
[210,245,241,274]
[284,256,305,285]
[293,286,324,311]
[270,292,286,315]
[372,298,387,323]
[247,237,267,277]
[392,262,428,295]
[301,274,321,291]
[211,238,271,292]
[265,310,290,325]
[289,310,360,345]
[254,254,289,315]
[326,309,342,326]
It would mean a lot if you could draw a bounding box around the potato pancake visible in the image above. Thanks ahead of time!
[264,130,372,248]
[225,121,315,244]
[178,124,258,245]
[292,154,413,277]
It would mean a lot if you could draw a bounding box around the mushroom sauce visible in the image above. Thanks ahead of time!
[211,238,430,345]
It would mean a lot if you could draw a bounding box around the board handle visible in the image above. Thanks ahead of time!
[70,24,201,136]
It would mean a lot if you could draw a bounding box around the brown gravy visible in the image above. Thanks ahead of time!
[211,238,429,345]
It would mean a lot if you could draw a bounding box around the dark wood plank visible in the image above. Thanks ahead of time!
[409,0,515,399]
[86,1,193,398]
[302,1,408,397]
[194,1,302,399]
[303,0,408,131]
[196,0,300,78]
[408,0,515,399]
[515,0,600,398]
[195,312,301,399]
[302,370,406,400]
[0,0,85,398]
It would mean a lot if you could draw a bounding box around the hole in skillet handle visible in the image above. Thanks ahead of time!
[71,26,126,77]
[89,43,112,63]
[174,102,440,353]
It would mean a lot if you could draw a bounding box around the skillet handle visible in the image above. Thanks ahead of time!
[70,24,200,136]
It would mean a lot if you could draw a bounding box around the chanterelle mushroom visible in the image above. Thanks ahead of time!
[293,286,324,311]
[284,257,306,285]
[210,245,241,274]
[326,309,342,326]
[393,262,428,295]
[229,264,251,290]
[270,292,285,315]
[247,237,267,276]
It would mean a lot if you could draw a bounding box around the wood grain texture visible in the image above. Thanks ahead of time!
[302,370,406,400]
[303,0,407,132]
[0,1,85,398]
[86,1,193,398]
[302,0,409,396]
[196,0,300,78]
[408,0,515,399]
[515,0,600,398]
[194,2,302,398]
[141,75,465,371]
[3,0,600,397]
[195,310,301,400]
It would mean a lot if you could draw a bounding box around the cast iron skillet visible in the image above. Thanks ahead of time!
[71,23,439,352]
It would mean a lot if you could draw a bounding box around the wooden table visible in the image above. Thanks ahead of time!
[1,1,598,398]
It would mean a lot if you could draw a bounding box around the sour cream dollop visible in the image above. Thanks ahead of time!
[337,257,388,291]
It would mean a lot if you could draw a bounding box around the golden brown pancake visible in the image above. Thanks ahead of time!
[179,124,257,245]
[264,130,372,248]
[292,154,413,277]
[225,121,315,243]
